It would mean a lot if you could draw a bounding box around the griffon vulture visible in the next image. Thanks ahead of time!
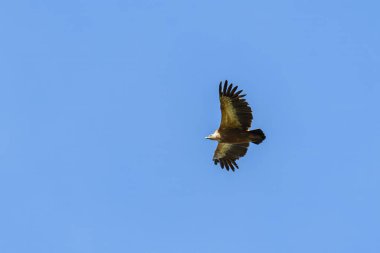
[206,80,266,171]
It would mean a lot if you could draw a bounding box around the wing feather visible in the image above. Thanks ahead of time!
[219,80,253,130]
[213,143,250,171]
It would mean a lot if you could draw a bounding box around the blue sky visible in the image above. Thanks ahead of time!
[1,0,379,252]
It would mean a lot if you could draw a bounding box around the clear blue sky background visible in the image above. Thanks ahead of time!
[1,0,379,252]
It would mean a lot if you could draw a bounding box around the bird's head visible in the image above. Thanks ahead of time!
[205,130,220,141]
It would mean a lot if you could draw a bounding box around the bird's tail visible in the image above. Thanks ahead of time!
[249,129,266,144]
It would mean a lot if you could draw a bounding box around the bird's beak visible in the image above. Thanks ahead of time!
[205,136,211,139]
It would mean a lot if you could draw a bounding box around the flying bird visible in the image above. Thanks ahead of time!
[206,80,266,171]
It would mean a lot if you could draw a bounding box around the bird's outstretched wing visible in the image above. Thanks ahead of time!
[219,80,253,130]
[213,143,250,171]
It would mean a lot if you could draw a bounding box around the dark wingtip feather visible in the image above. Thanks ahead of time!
[213,158,240,172]
[224,161,230,171]
[227,160,235,171]
[219,81,244,100]
[234,90,243,97]
[226,83,233,96]
[223,81,228,94]
[232,160,239,169]
[230,86,238,96]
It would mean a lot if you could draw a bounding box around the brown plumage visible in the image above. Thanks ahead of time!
[206,80,266,171]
